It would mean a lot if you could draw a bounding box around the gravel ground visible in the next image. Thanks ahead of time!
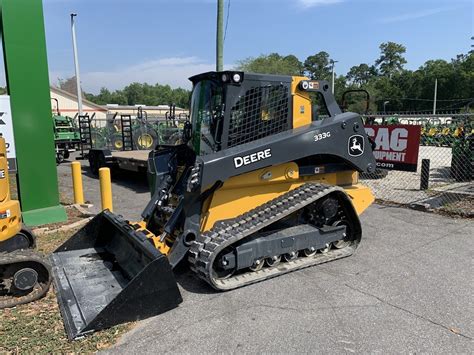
[363,146,473,207]
[56,155,474,354]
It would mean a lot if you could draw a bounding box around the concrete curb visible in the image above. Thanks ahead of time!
[72,203,96,217]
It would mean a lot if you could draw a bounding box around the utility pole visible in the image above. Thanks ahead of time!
[70,13,83,116]
[216,0,224,71]
[330,59,338,95]
[433,78,438,115]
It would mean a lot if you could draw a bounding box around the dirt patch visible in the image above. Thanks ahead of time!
[0,291,131,353]
[437,196,474,218]
[0,229,132,353]
[42,205,90,231]
[375,197,473,219]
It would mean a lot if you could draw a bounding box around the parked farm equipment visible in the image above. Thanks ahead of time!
[51,99,81,164]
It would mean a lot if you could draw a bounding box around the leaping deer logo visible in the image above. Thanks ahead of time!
[350,137,363,153]
[348,135,364,156]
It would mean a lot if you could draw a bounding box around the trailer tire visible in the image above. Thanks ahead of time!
[56,152,64,165]
[88,151,106,176]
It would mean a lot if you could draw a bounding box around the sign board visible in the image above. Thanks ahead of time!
[365,124,421,172]
[0,96,17,172]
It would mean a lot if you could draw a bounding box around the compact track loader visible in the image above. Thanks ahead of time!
[51,71,376,339]
[0,137,51,309]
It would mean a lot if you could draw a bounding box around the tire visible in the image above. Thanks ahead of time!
[134,126,158,150]
[111,135,124,150]
[90,132,106,148]
[88,151,106,176]
[19,226,36,248]
[168,132,182,145]
[56,152,64,165]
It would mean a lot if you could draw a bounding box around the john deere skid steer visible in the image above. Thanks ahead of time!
[51,71,376,339]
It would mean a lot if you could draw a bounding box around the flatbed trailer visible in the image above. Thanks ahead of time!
[87,148,151,175]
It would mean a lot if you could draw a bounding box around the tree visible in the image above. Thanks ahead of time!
[346,63,377,85]
[303,51,332,80]
[375,42,407,77]
[86,47,473,113]
[84,87,128,105]
[85,83,191,108]
[57,76,85,97]
[236,53,303,76]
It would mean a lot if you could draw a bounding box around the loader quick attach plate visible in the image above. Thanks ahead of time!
[50,210,182,339]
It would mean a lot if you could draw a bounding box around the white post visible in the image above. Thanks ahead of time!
[433,78,438,115]
[330,59,338,95]
[331,62,335,94]
[70,13,83,116]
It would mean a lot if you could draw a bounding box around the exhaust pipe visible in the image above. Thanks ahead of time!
[51,210,182,339]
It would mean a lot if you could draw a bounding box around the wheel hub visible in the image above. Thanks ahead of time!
[138,133,154,148]
[13,268,38,291]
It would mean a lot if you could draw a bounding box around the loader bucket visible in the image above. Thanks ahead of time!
[50,210,182,340]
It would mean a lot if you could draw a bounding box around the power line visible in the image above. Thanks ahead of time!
[375,97,473,102]
[224,0,231,43]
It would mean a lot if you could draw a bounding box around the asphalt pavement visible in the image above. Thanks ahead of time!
[57,154,150,221]
[57,157,474,354]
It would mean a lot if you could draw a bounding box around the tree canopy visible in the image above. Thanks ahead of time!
[375,42,407,78]
[57,41,472,114]
[237,53,304,76]
[82,83,190,108]
[303,51,332,81]
[233,42,473,113]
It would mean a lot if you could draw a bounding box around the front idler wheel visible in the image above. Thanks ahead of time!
[249,258,264,272]
[13,268,38,292]
[213,247,236,279]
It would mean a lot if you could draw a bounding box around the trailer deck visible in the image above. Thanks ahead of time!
[112,150,150,160]
[112,150,150,171]
[86,148,151,174]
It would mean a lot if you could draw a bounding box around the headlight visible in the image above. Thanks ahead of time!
[232,73,241,83]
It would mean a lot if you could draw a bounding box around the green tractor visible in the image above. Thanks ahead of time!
[134,105,187,150]
[52,99,81,164]
[451,118,473,182]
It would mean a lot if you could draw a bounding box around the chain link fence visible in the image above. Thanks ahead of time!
[360,113,473,216]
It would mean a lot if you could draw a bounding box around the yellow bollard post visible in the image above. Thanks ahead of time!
[99,167,113,212]
[71,161,85,204]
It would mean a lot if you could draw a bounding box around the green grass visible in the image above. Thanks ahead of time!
[0,228,132,353]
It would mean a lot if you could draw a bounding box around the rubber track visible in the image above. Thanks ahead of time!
[0,249,52,309]
[189,183,359,291]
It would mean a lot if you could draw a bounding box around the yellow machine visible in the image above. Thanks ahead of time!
[52,71,376,339]
[0,136,51,309]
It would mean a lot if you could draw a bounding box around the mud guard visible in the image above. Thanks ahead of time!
[50,210,182,340]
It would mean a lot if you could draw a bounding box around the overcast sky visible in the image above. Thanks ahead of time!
[1,0,472,93]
